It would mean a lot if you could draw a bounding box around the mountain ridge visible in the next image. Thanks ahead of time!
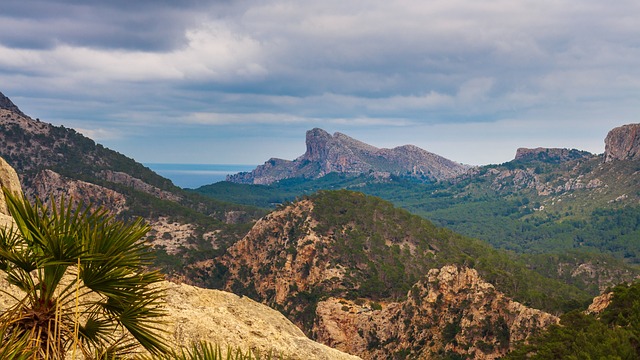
[227,128,469,185]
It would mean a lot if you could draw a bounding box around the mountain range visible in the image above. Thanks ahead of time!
[1,90,639,358]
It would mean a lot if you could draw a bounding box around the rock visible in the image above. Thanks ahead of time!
[0,156,22,227]
[99,170,181,202]
[314,266,559,360]
[604,123,640,162]
[227,128,468,184]
[28,169,128,214]
[585,292,614,315]
[163,282,361,360]
[0,276,360,360]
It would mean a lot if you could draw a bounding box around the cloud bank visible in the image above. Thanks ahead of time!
[1,0,638,165]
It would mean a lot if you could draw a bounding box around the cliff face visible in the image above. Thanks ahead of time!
[604,123,640,162]
[227,128,468,185]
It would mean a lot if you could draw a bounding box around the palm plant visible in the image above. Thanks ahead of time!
[0,188,169,359]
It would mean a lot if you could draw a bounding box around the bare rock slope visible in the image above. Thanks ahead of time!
[605,123,640,162]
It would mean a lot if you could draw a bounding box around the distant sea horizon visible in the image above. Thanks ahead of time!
[144,163,257,189]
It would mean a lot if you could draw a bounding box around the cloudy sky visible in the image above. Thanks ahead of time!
[1,0,638,166]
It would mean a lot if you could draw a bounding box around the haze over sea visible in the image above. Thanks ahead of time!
[145,163,256,189]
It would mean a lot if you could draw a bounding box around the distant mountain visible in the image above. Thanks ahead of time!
[227,128,469,184]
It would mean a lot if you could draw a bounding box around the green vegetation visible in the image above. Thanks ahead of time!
[193,157,640,293]
[0,190,168,358]
[506,281,640,359]
[308,190,590,313]
[146,341,285,360]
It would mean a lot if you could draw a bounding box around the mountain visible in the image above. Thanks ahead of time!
[227,128,468,184]
[187,190,589,359]
[193,128,640,298]
[0,91,265,272]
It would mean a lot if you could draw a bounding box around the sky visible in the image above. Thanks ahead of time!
[1,0,639,166]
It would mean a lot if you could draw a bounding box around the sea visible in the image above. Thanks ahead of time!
[144,163,257,189]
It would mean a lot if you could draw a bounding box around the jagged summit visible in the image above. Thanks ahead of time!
[227,128,469,185]
[0,91,27,118]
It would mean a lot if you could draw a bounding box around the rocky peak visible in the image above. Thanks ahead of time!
[227,128,468,184]
[604,123,640,162]
[514,147,592,163]
[0,91,27,118]
[305,128,334,161]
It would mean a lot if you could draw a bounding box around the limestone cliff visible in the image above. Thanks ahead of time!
[604,123,640,162]
[227,128,468,184]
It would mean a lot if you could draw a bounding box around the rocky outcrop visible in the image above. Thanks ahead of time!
[0,276,359,360]
[28,169,128,214]
[227,128,468,184]
[585,292,613,315]
[163,282,361,360]
[0,156,22,227]
[314,266,558,360]
[515,147,592,164]
[99,170,181,202]
[604,123,640,162]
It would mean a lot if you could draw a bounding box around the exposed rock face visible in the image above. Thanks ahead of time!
[163,282,361,360]
[99,170,182,202]
[227,128,468,184]
[314,266,558,360]
[0,156,22,227]
[515,147,592,163]
[27,169,128,214]
[604,123,640,162]
[585,292,613,315]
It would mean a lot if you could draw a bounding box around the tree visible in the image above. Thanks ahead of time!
[0,188,169,359]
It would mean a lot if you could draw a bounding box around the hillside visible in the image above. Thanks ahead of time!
[227,128,468,184]
[0,91,266,274]
[195,126,640,293]
[187,190,592,359]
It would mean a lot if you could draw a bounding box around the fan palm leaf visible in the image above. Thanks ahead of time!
[0,188,169,359]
